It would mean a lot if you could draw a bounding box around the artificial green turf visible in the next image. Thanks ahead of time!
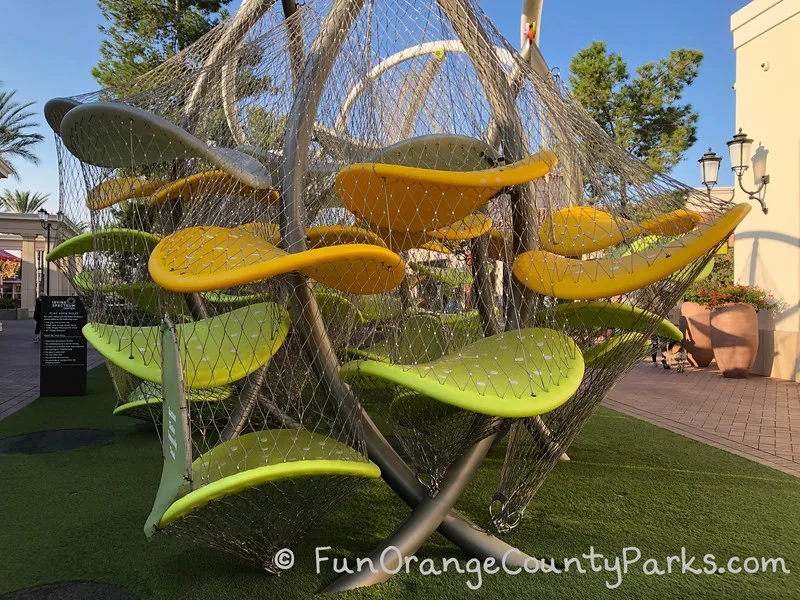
[1,367,798,598]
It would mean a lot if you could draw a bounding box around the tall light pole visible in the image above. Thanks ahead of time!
[38,208,63,296]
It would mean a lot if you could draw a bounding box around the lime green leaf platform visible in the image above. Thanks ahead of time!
[341,328,584,418]
[545,301,682,341]
[158,429,380,528]
[113,382,231,416]
[410,262,473,287]
[346,311,483,370]
[356,294,404,323]
[83,303,290,389]
[582,334,651,369]
[72,272,186,318]
[47,228,161,262]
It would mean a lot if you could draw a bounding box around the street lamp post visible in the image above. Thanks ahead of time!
[699,130,770,214]
[38,208,64,296]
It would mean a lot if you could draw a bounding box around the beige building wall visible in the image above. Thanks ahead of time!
[732,0,800,381]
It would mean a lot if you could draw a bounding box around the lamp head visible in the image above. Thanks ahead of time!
[727,128,754,177]
[698,147,722,187]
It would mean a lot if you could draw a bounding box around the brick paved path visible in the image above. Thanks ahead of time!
[605,361,800,477]
[0,320,103,420]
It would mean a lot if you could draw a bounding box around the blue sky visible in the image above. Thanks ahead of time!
[1,0,750,213]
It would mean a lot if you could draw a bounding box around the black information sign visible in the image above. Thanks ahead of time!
[40,296,88,397]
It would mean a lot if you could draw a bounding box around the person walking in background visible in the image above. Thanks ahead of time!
[650,335,661,367]
[33,296,42,342]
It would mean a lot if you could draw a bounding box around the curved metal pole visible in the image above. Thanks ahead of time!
[470,234,499,337]
[183,0,280,130]
[398,55,445,141]
[324,0,543,591]
[279,0,531,573]
[212,0,302,440]
[431,0,532,333]
[281,0,305,87]
[220,0,305,146]
[323,432,528,592]
[335,40,517,132]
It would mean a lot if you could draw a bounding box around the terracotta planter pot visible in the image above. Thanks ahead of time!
[679,302,714,367]
[710,303,759,378]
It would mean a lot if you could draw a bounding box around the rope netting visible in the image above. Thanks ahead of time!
[47,0,743,570]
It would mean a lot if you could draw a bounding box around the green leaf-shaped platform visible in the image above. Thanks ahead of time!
[545,301,682,341]
[83,303,290,389]
[341,328,584,418]
[158,429,380,528]
[47,228,161,261]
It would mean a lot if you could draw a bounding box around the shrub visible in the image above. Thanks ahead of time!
[0,297,17,309]
[685,283,775,311]
[706,253,733,287]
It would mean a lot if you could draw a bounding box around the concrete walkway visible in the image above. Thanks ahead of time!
[0,320,103,420]
[605,361,800,477]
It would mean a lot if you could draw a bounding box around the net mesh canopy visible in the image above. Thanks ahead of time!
[48,0,743,568]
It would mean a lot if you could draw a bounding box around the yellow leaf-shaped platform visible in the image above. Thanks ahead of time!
[83,303,290,389]
[539,207,703,256]
[148,226,405,295]
[236,223,387,251]
[377,214,492,252]
[487,230,512,262]
[87,178,168,210]
[305,225,387,249]
[513,204,750,300]
[641,209,703,236]
[148,170,279,206]
[336,151,556,232]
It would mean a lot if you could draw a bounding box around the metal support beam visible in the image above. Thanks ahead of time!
[322,433,500,592]
[279,0,532,582]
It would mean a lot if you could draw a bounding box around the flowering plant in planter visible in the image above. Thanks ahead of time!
[685,283,775,311]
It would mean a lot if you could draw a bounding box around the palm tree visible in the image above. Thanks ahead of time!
[0,190,49,212]
[0,83,44,177]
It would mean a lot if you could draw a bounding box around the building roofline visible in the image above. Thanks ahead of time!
[0,157,13,179]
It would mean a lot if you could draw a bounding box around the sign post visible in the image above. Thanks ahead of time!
[39,296,88,397]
